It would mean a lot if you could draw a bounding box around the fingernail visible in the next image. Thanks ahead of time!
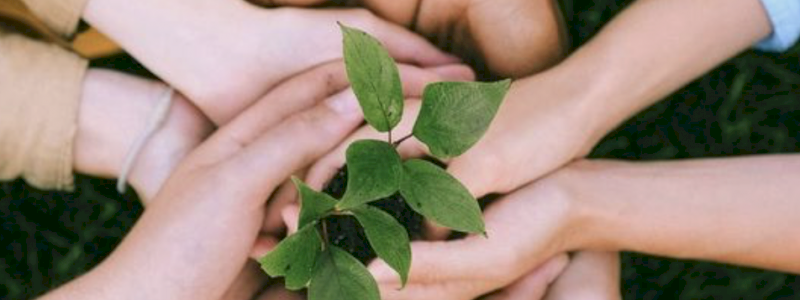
[326,90,361,116]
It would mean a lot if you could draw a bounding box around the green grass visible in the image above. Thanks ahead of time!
[3,0,800,298]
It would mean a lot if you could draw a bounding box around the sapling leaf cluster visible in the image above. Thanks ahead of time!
[258,23,511,300]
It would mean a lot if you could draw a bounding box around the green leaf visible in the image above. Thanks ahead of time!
[258,224,322,290]
[352,206,411,286]
[337,140,403,210]
[399,159,485,234]
[308,246,380,300]
[412,80,511,159]
[292,177,338,228]
[340,23,404,132]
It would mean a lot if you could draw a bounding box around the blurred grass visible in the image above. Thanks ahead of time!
[2,0,800,299]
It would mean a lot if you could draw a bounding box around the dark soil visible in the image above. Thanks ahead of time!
[321,167,424,264]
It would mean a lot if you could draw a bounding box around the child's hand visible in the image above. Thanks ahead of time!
[253,0,568,77]
[84,0,458,125]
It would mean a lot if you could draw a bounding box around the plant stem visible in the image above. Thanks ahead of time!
[322,219,329,242]
[393,133,413,147]
[388,130,393,144]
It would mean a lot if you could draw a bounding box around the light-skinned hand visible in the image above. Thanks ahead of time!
[41,59,369,300]
[251,0,569,77]
[83,0,460,124]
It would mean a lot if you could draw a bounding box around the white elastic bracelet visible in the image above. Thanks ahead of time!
[116,87,175,194]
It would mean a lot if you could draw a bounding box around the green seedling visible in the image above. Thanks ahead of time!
[258,23,511,300]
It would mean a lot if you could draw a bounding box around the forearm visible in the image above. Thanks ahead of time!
[74,69,211,203]
[541,0,772,144]
[81,0,264,121]
[565,155,800,273]
[39,191,262,300]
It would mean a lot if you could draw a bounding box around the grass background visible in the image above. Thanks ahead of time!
[2,0,800,298]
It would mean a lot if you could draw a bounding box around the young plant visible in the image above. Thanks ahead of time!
[258,24,511,300]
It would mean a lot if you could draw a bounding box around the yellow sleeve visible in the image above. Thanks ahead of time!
[19,0,88,38]
[0,32,87,191]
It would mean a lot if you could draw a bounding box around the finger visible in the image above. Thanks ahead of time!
[370,238,500,287]
[253,284,305,300]
[485,254,569,300]
[282,205,301,235]
[335,9,460,66]
[305,100,426,190]
[248,0,327,7]
[263,179,300,234]
[423,220,451,241]
[249,235,280,259]
[193,61,352,164]
[398,64,475,97]
[544,252,622,300]
[220,86,364,202]
[219,260,269,300]
[357,0,419,26]
[425,64,476,82]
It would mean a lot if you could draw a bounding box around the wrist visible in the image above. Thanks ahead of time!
[82,0,262,124]
[547,160,623,253]
[74,70,211,203]
[510,68,602,157]
[74,70,165,180]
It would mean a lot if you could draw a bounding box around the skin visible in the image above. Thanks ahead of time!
[73,69,213,204]
[324,0,773,298]
[40,61,368,300]
[256,0,570,77]
[65,62,472,300]
[81,0,460,124]
[370,155,800,300]
[70,0,777,298]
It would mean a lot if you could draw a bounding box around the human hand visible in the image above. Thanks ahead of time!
[303,71,596,211]
[365,174,582,300]
[73,69,213,204]
[83,0,459,124]
[43,60,373,300]
[256,62,476,237]
[254,0,569,77]
[482,251,620,300]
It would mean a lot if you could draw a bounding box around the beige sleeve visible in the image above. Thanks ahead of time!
[0,32,87,191]
[20,0,88,38]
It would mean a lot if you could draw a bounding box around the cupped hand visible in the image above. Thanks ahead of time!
[256,63,475,237]
[72,61,370,300]
[366,175,580,300]
[84,0,460,125]
[253,0,569,77]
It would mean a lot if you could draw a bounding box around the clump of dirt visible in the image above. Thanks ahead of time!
[321,167,424,264]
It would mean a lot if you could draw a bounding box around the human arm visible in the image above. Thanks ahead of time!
[372,155,800,300]
[80,0,458,124]
[442,0,775,197]
[301,0,775,200]
[251,0,569,77]
[73,69,213,203]
[38,61,367,300]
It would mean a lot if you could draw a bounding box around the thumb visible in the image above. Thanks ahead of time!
[370,238,502,287]
[281,205,301,235]
[484,254,570,300]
